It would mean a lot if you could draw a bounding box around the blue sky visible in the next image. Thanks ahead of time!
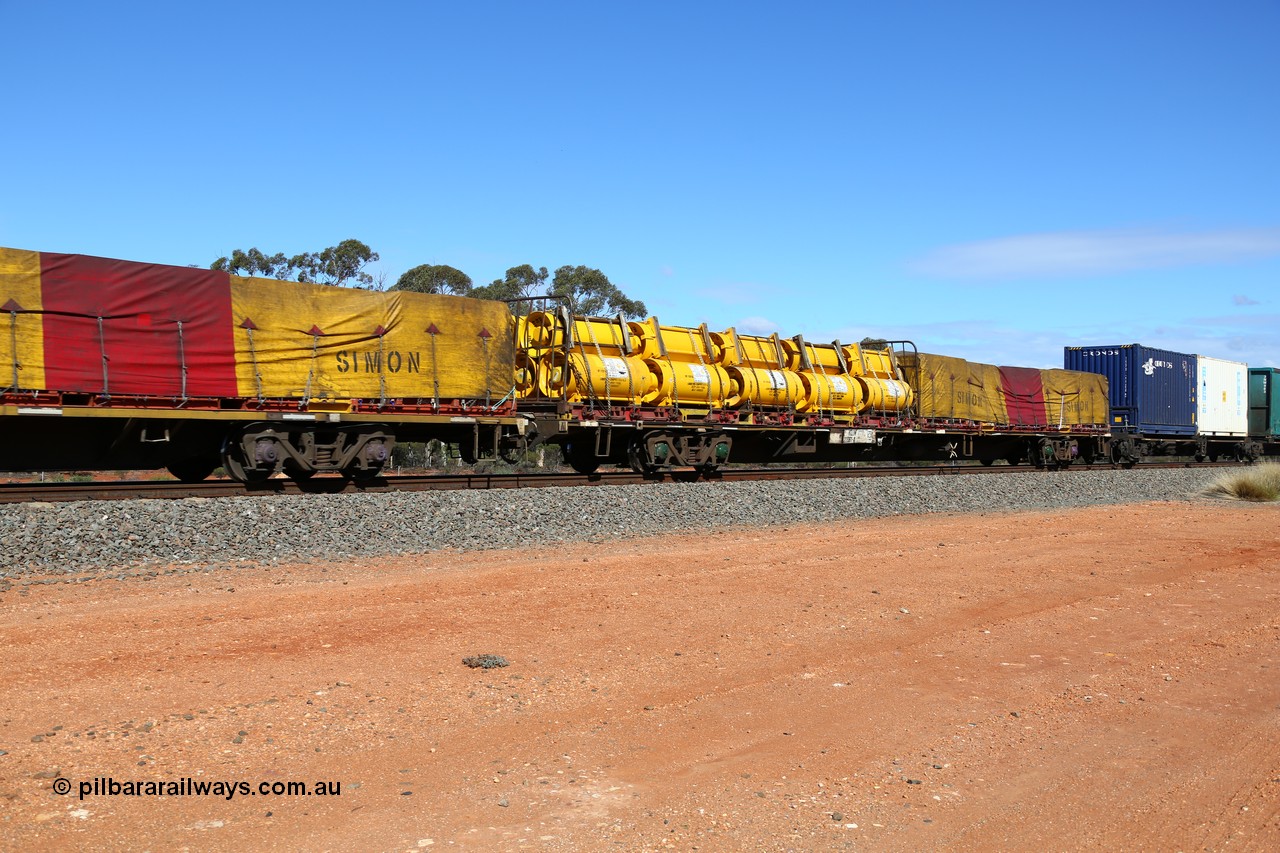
[3,1,1277,368]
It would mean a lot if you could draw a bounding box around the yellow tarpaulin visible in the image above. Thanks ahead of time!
[0,247,46,391]
[229,276,515,402]
[1041,369,1109,427]
[898,352,1008,423]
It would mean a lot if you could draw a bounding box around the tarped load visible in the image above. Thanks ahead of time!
[2,249,239,397]
[1041,369,1109,428]
[899,351,1109,428]
[1,246,516,405]
[230,276,515,402]
[897,352,1008,423]
[999,366,1047,426]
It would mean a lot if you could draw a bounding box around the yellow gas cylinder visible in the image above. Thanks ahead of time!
[514,351,540,398]
[781,337,849,375]
[643,359,731,407]
[538,352,653,403]
[724,365,806,408]
[714,328,791,371]
[850,346,897,379]
[858,376,914,411]
[514,314,533,349]
[779,337,861,414]
[634,318,723,364]
[709,329,740,365]
[796,371,866,414]
[524,311,646,356]
[523,310,560,349]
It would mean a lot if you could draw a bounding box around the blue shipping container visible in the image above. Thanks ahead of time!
[1063,344,1197,435]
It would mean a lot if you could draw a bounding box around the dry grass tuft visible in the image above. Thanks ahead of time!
[1203,462,1280,502]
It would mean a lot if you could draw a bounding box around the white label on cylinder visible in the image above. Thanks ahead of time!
[767,370,787,390]
[603,357,630,379]
[883,380,904,398]
[689,364,710,384]
[829,376,849,394]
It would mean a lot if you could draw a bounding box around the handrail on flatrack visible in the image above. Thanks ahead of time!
[884,340,918,421]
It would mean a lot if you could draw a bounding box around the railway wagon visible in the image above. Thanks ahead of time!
[893,352,1110,467]
[0,247,516,481]
[508,307,1117,473]
[3,245,1124,481]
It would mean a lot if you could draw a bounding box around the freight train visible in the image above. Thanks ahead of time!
[1,246,1276,483]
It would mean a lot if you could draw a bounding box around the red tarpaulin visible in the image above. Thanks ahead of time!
[40,253,238,397]
[999,366,1046,427]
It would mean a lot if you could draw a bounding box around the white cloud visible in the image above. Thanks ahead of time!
[911,227,1280,279]
[735,315,782,335]
[1233,294,1261,306]
[659,265,675,277]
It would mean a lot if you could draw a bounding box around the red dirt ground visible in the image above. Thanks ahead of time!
[1,500,1278,851]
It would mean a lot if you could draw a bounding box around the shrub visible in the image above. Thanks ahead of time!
[1203,462,1280,502]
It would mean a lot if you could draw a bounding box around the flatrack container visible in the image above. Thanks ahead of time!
[1195,356,1248,437]
[1063,344,1196,435]
[1250,367,1280,439]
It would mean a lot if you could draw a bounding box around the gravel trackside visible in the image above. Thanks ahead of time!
[0,468,1227,578]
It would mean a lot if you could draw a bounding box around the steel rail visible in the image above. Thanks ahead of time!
[0,460,1247,504]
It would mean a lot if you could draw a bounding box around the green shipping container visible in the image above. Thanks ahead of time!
[1249,368,1280,438]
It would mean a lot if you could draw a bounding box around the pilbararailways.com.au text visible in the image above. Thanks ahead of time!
[56,777,341,801]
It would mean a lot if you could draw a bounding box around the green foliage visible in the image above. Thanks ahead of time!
[549,265,647,318]
[211,248,292,279]
[472,264,549,302]
[290,239,381,287]
[391,264,473,295]
[860,337,890,349]
[211,239,380,288]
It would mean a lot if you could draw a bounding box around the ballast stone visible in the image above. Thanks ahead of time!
[0,467,1230,577]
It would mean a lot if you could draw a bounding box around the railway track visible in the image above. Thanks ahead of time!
[0,460,1246,504]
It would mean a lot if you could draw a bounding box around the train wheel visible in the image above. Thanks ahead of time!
[166,457,217,483]
[567,442,600,475]
[221,434,279,484]
[345,437,389,481]
[626,440,657,476]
